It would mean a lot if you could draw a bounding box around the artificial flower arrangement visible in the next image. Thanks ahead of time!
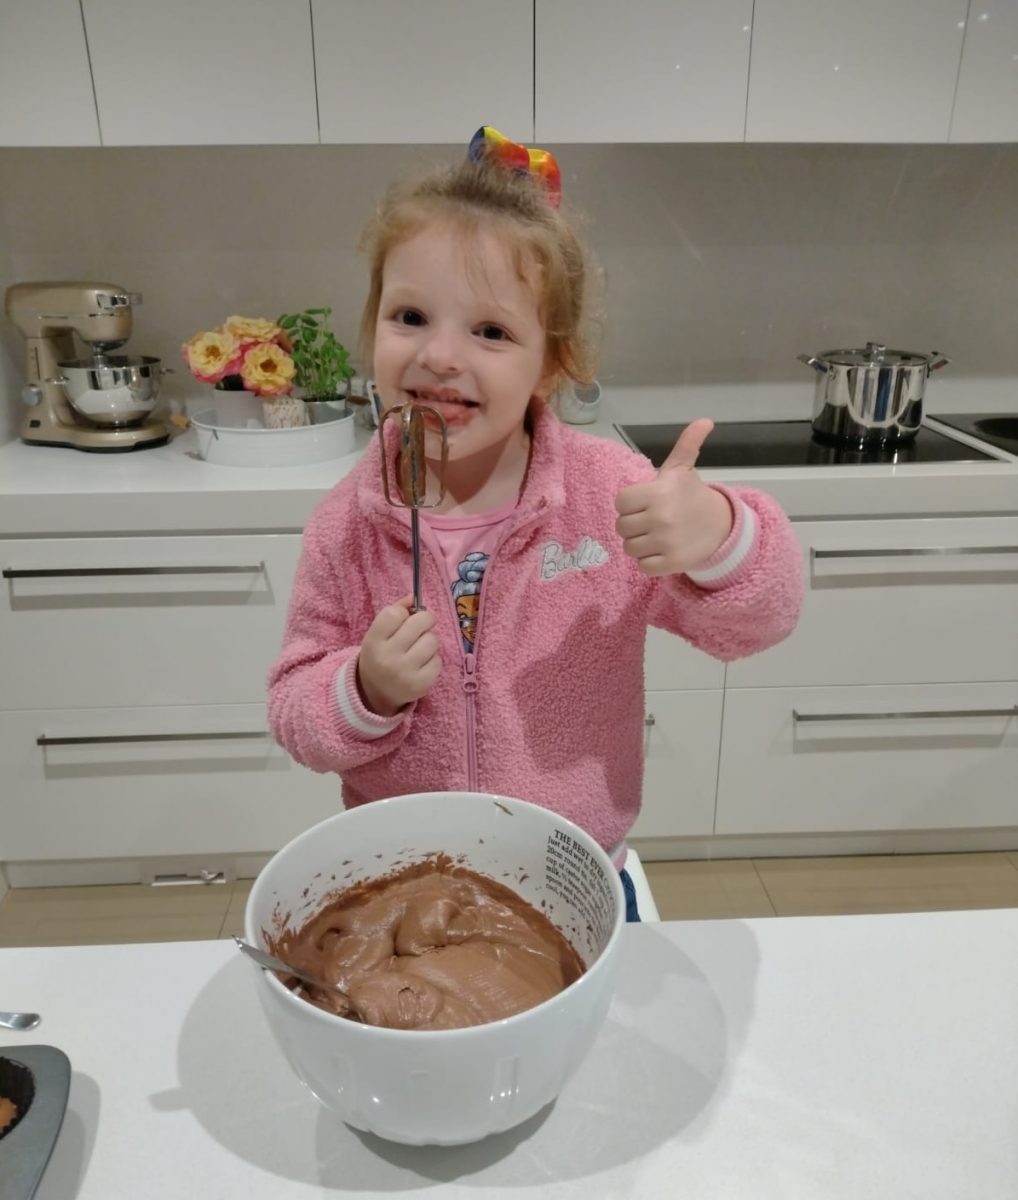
[181,308,354,401]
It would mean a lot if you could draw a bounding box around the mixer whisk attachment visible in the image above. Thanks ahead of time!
[379,403,449,611]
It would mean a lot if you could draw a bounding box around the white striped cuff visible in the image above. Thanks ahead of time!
[686,498,758,587]
[334,657,403,740]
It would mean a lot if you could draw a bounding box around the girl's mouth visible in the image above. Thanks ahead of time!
[405,388,478,426]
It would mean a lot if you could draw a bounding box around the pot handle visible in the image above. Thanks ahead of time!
[797,353,827,374]
[929,353,950,371]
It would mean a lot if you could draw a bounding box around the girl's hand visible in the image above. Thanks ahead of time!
[615,419,733,577]
[356,596,442,717]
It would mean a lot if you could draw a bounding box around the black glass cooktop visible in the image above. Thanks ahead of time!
[616,420,999,468]
[931,413,1018,458]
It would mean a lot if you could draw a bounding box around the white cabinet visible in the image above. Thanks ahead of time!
[726,517,1018,689]
[81,0,318,145]
[746,0,969,143]
[0,1,100,146]
[716,683,1018,835]
[634,628,724,839]
[535,0,752,143]
[0,534,303,709]
[630,689,723,838]
[645,625,725,691]
[950,1,1018,142]
[314,0,533,144]
[1,704,339,860]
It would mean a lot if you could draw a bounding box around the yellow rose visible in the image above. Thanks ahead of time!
[181,330,241,382]
[241,341,296,397]
[223,315,282,344]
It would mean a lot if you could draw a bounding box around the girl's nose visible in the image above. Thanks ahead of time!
[416,324,463,375]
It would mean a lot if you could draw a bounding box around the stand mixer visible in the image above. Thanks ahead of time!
[5,281,170,451]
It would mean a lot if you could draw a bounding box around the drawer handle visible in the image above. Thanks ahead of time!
[4,564,265,579]
[811,546,1018,561]
[644,714,656,728]
[793,706,1018,724]
[37,731,270,746]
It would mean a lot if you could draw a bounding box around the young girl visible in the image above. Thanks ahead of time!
[268,129,804,920]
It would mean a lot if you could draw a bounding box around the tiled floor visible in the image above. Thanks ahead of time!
[2,852,1018,946]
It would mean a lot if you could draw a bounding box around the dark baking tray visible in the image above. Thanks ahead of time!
[0,1045,71,1200]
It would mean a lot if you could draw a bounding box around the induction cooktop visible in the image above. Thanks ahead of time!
[930,413,1018,459]
[615,420,1001,469]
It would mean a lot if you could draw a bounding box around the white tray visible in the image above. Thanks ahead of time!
[190,396,355,467]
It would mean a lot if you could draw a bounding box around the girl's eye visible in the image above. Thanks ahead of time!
[479,324,509,341]
[397,309,425,326]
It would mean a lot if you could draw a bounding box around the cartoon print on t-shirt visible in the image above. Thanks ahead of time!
[452,551,489,652]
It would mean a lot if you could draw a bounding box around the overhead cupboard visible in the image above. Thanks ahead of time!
[2,1,1016,146]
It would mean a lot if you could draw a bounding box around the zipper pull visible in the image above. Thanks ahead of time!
[463,655,479,694]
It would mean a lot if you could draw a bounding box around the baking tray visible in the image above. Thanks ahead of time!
[0,1045,71,1200]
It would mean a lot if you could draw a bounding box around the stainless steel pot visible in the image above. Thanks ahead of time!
[51,355,170,427]
[798,342,949,446]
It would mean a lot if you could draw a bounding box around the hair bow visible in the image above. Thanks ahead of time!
[468,126,562,208]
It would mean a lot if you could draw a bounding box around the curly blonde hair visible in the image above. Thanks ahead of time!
[358,158,598,396]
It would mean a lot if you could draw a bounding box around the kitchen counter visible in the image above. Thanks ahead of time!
[1,383,1017,534]
[3,910,1016,1199]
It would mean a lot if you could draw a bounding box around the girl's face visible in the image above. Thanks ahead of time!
[373,221,552,463]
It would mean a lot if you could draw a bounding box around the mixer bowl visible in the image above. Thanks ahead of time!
[55,355,165,426]
[245,792,626,1145]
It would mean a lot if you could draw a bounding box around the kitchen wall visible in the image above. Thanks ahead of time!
[1,141,1017,430]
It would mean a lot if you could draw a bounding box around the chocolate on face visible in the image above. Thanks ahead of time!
[267,856,584,1031]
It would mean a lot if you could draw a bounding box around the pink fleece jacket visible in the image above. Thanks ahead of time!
[268,405,803,855]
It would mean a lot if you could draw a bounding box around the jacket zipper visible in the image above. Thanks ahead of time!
[417,506,545,793]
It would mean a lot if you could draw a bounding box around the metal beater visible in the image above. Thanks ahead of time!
[379,403,449,611]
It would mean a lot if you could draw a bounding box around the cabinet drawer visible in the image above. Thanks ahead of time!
[1,704,339,861]
[727,517,1018,688]
[716,684,1018,836]
[630,689,723,838]
[0,534,302,710]
[645,626,725,691]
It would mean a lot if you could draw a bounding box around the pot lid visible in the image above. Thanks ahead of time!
[814,342,936,367]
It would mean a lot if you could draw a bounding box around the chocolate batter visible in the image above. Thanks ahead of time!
[268,856,584,1030]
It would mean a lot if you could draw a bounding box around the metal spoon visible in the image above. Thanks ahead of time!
[0,1011,41,1031]
[232,936,351,1003]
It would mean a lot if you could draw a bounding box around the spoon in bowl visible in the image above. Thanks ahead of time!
[0,1011,41,1031]
[232,936,352,1005]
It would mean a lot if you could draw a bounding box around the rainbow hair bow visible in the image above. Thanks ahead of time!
[468,126,562,208]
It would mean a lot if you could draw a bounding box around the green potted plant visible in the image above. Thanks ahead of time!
[276,306,355,422]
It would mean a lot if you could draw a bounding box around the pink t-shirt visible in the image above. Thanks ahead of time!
[421,497,518,652]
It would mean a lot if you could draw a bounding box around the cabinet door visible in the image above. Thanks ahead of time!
[726,517,1018,689]
[82,0,318,145]
[629,689,723,838]
[645,625,725,691]
[716,683,1018,835]
[950,2,1018,142]
[314,0,532,144]
[536,0,752,142]
[1,704,340,861]
[0,1,100,146]
[0,534,303,709]
[746,0,968,142]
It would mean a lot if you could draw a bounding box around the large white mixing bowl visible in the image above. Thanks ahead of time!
[244,791,625,1146]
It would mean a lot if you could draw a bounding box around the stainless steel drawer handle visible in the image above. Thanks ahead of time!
[4,564,265,579]
[811,546,1018,561]
[793,706,1018,724]
[37,731,270,746]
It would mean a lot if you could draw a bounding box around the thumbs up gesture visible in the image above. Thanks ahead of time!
[615,419,734,577]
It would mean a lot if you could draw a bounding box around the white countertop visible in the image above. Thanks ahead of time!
[2,910,1016,1199]
[1,381,1016,534]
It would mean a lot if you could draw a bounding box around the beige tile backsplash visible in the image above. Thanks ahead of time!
[1,141,1017,431]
